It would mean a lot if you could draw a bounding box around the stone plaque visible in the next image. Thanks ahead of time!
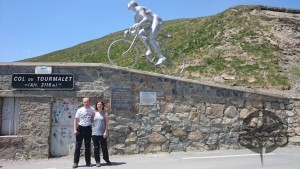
[35,66,52,74]
[111,88,133,110]
[140,92,157,105]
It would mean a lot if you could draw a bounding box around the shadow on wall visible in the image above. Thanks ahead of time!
[238,110,289,153]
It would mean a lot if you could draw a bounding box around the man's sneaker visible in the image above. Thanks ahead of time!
[86,163,93,167]
[155,57,166,66]
[72,163,78,168]
[106,161,112,166]
[96,162,101,167]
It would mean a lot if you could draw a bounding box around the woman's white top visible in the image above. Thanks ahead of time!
[92,111,107,136]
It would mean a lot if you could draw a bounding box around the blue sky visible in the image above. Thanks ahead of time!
[1,0,299,62]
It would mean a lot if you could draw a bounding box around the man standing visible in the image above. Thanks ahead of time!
[126,0,166,66]
[73,97,94,168]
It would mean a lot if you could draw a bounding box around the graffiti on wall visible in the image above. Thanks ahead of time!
[52,99,78,124]
[50,98,80,156]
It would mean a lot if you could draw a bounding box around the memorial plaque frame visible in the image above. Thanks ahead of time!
[140,92,157,105]
[111,88,133,110]
[11,73,74,90]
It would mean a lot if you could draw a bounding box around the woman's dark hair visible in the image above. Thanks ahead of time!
[95,100,105,111]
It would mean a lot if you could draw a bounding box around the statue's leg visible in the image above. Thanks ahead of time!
[150,19,166,65]
[150,19,164,59]
[138,29,152,56]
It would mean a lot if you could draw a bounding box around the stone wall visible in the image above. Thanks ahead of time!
[0,98,51,160]
[109,82,300,154]
[0,62,299,159]
[18,98,52,159]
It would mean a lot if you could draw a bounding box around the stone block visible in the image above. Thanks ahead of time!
[146,144,161,152]
[172,128,187,137]
[225,106,238,118]
[125,132,137,145]
[148,132,167,143]
[124,144,139,154]
[188,131,203,141]
[290,136,300,143]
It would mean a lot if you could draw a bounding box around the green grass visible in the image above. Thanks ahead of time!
[22,5,292,89]
[185,65,206,73]
[234,63,260,75]
[269,75,289,86]
[205,57,225,72]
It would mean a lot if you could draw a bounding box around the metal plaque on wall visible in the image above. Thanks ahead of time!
[140,92,157,105]
[11,73,74,90]
[111,88,133,110]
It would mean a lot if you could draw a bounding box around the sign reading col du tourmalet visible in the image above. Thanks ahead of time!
[12,73,74,90]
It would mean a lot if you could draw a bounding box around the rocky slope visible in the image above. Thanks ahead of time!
[182,6,300,98]
[237,6,300,97]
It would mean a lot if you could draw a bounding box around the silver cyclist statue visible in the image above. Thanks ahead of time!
[125,0,166,66]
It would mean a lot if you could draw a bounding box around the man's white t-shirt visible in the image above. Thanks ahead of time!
[75,107,94,126]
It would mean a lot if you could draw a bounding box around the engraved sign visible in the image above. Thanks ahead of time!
[12,73,74,90]
[140,92,157,105]
[111,88,133,110]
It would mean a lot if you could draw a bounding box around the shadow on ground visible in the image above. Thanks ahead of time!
[78,162,126,167]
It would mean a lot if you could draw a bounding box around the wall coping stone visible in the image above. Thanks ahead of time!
[0,62,297,99]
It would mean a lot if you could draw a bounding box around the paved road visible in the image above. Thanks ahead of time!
[1,146,300,169]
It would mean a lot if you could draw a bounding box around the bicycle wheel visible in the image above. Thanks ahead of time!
[158,50,185,76]
[108,39,139,68]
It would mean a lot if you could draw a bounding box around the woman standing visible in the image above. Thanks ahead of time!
[92,101,111,167]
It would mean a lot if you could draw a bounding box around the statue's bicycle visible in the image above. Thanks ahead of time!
[107,28,185,76]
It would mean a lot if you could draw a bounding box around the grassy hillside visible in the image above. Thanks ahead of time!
[23,5,300,90]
